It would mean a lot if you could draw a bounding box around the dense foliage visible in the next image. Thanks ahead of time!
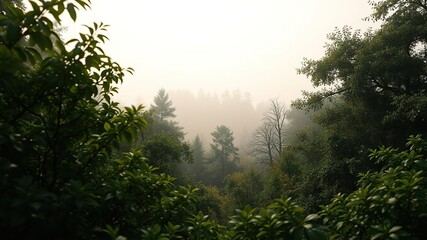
[321,135,427,239]
[0,1,216,239]
[2,0,427,239]
[279,0,427,211]
[227,135,427,240]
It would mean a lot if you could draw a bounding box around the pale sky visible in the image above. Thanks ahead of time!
[64,0,377,106]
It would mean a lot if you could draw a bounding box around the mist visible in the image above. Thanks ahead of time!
[168,89,267,149]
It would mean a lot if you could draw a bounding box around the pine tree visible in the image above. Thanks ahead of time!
[151,88,176,121]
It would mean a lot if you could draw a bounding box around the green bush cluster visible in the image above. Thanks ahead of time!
[321,135,427,239]
[228,199,327,240]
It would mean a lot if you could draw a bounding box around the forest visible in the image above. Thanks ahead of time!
[1,0,427,239]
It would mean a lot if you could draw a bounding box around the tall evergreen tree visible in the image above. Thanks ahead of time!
[145,88,183,140]
[137,89,189,174]
[210,125,239,178]
[151,88,176,121]
[191,135,206,180]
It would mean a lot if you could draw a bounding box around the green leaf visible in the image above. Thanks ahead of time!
[29,30,53,50]
[57,2,65,15]
[76,0,91,10]
[123,130,132,142]
[29,1,40,13]
[5,23,21,45]
[14,48,27,61]
[304,228,328,240]
[39,16,53,30]
[67,3,77,21]
[5,3,24,19]
[97,33,109,43]
[372,232,384,240]
[85,55,99,68]
[65,38,80,45]
[389,226,402,233]
[304,214,320,222]
[104,122,111,131]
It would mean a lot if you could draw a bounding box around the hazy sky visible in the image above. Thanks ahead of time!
[64,0,377,106]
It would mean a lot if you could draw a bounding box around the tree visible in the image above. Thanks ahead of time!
[193,135,205,162]
[211,125,239,177]
[250,99,288,165]
[250,121,275,164]
[224,169,264,209]
[143,88,184,148]
[147,88,182,142]
[286,0,427,211]
[295,0,427,138]
[0,0,144,237]
[142,108,184,141]
[197,185,230,223]
[265,100,288,156]
[136,90,189,174]
[0,1,226,239]
[151,88,176,121]
[141,133,192,173]
[191,134,206,179]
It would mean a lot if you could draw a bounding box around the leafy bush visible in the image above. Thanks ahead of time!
[321,135,427,239]
[228,199,327,240]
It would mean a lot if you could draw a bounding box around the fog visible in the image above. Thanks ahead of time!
[61,0,381,156]
[168,89,268,150]
[63,0,378,108]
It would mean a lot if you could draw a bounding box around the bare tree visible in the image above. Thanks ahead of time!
[249,121,275,164]
[250,99,288,164]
